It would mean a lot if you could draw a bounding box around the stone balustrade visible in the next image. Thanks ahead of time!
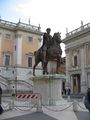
[66,23,90,37]
[0,19,41,31]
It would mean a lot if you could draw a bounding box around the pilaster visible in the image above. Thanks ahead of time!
[16,33,22,65]
[0,33,2,64]
[80,45,86,93]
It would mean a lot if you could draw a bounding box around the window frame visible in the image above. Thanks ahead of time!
[3,54,11,66]
[27,36,33,43]
[27,56,32,67]
[72,50,78,67]
[74,55,77,66]
[6,33,11,40]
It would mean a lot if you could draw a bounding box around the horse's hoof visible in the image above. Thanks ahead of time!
[33,73,35,76]
[46,71,49,74]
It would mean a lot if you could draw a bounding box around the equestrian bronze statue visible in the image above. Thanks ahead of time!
[33,28,62,76]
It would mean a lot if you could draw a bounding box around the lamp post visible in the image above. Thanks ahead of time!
[12,66,17,95]
[14,66,17,95]
[15,76,17,95]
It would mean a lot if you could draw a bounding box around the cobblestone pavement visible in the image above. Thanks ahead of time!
[75,111,90,120]
[1,109,90,120]
[1,112,57,120]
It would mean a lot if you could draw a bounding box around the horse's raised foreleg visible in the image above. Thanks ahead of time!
[33,61,39,76]
[33,64,36,76]
[42,61,48,74]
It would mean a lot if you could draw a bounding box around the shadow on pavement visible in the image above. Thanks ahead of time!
[2,112,57,120]
[75,111,90,120]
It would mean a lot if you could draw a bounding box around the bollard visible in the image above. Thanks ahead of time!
[73,100,78,112]
[88,110,90,119]
[9,101,12,110]
[11,86,16,110]
[36,97,43,112]
[67,95,71,102]
[11,93,15,110]
[36,105,43,112]
[82,96,85,103]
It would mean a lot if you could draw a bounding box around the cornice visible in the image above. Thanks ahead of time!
[0,19,43,35]
[63,24,90,44]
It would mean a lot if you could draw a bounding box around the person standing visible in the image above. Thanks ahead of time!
[0,86,2,105]
[67,88,71,102]
[0,85,3,114]
[84,88,90,112]
[67,88,71,95]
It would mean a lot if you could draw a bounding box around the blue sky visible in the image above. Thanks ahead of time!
[0,0,27,22]
[0,0,90,36]
[0,0,90,56]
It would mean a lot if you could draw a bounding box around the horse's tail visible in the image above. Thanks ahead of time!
[34,49,40,56]
[34,47,43,55]
[34,48,41,60]
[34,51,37,55]
[34,51,39,61]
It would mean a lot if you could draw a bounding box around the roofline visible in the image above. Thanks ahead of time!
[0,19,43,35]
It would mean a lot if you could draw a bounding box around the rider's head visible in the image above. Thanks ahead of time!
[46,28,51,34]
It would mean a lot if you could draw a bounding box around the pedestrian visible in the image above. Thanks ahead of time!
[62,90,63,95]
[0,86,2,105]
[64,88,66,95]
[67,88,71,95]
[67,88,71,102]
[84,88,90,112]
[0,85,3,114]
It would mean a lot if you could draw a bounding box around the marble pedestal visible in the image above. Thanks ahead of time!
[32,74,66,105]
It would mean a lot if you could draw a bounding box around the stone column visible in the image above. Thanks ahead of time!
[16,33,22,65]
[70,75,73,93]
[81,46,86,93]
[66,50,70,88]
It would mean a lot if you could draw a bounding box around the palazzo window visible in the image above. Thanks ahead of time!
[4,55,10,66]
[88,44,90,62]
[6,33,11,40]
[73,50,78,67]
[74,55,77,66]
[27,56,32,67]
[28,36,33,43]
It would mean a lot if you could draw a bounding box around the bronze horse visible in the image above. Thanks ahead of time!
[33,32,62,76]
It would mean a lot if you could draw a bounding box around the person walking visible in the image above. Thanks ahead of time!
[0,85,3,114]
[67,88,71,102]
[84,88,90,112]
[0,86,2,105]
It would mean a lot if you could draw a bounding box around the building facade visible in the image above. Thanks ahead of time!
[63,23,90,94]
[0,19,43,92]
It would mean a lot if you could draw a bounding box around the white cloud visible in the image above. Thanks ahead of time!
[11,0,90,34]
[9,0,90,56]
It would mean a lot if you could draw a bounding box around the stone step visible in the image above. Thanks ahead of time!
[63,94,85,99]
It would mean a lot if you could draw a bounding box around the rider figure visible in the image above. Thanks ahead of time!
[42,28,52,63]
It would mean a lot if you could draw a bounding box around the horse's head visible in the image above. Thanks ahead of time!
[53,32,61,45]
